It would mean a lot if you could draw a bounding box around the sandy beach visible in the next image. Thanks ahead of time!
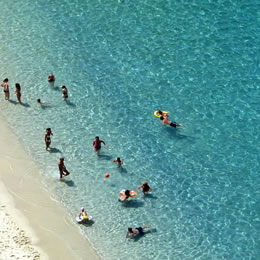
[0,114,101,260]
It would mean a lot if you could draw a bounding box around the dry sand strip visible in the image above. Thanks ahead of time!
[0,203,41,260]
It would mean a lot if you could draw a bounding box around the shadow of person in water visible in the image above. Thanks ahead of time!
[121,200,144,208]
[20,102,30,108]
[132,228,157,242]
[8,100,18,105]
[165,127,188,139]
[98,154,113,160]
[66,100,76,107]
[49,147,62,153]
[143,193,158,200]
[63,179,75,187]
[119,167,128,174]
[81,219,95,227]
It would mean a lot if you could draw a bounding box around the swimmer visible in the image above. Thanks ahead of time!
[37,99,51,105]
[15,83,21,104]
[1,78,9,100]
[138,181,152,195]
[60,85,68,100]
[93,136,106,154]
[58,157,71,179]
[45,128,53,151]
[113,157,123,168]
[126,225,152,239]
[160,116,183,129]
[78,208,88,223]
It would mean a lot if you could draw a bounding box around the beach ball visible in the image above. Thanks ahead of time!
[105,173,110,178]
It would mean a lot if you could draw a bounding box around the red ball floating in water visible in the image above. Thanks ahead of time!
[105,173,110,178]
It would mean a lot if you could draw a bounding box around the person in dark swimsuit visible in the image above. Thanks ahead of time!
[1,78,9,100]
[58,157,70,179]
[160,116,183,129]
[45,128,53,151]
[126,225,152,239]
[138,181,152,195]
[92,136,106,154]
[15,83,21,104]
[60,85,68,100]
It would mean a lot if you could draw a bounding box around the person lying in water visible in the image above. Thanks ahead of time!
[160,116,183,129]
[157,110,169,118]
[138,181,152,195]
[120,189,131,201]
[37,99,51,106]
[126,225,152,239]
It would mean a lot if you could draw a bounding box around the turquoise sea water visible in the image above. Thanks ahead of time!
[0,0,259,259]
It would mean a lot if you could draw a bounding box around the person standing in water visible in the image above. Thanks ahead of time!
[58,157,71,179]
[1,78,9,100]
[138,181,152,195]
[92,136,106,154]
[48,73,55,87]
[45,128,53,151]
[60,85,68,100]
[15,83,21,104]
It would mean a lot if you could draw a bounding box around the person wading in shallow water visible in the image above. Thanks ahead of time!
[58,157,71,179]
[1,78,9,100]
[15,83,21,104]
[45,128,53,151]
[92,136,106,155]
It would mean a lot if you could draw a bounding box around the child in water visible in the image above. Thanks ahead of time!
[113,157,123,168]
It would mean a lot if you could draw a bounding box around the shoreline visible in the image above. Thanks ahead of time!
[0,114,101,260]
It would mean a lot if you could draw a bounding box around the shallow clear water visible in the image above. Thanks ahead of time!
[0,0,259,259]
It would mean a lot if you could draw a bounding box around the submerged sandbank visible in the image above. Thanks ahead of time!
[0,114,101,260]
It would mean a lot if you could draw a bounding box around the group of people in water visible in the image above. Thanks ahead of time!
[1,78,22,104]
[1,74,181,240]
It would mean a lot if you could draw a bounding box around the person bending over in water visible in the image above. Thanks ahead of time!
[15,83,21,104]
[160,116,183,129]
[93,136,106,154]
[126,225,152,239]
[58,157,71,179]
[138,181,152,195]
[1,78,9,100]
[113,157,123,168]
[60,85,68,100]
[45,128,53,151]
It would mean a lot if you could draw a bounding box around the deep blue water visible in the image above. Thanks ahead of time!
[0,0,259,259]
